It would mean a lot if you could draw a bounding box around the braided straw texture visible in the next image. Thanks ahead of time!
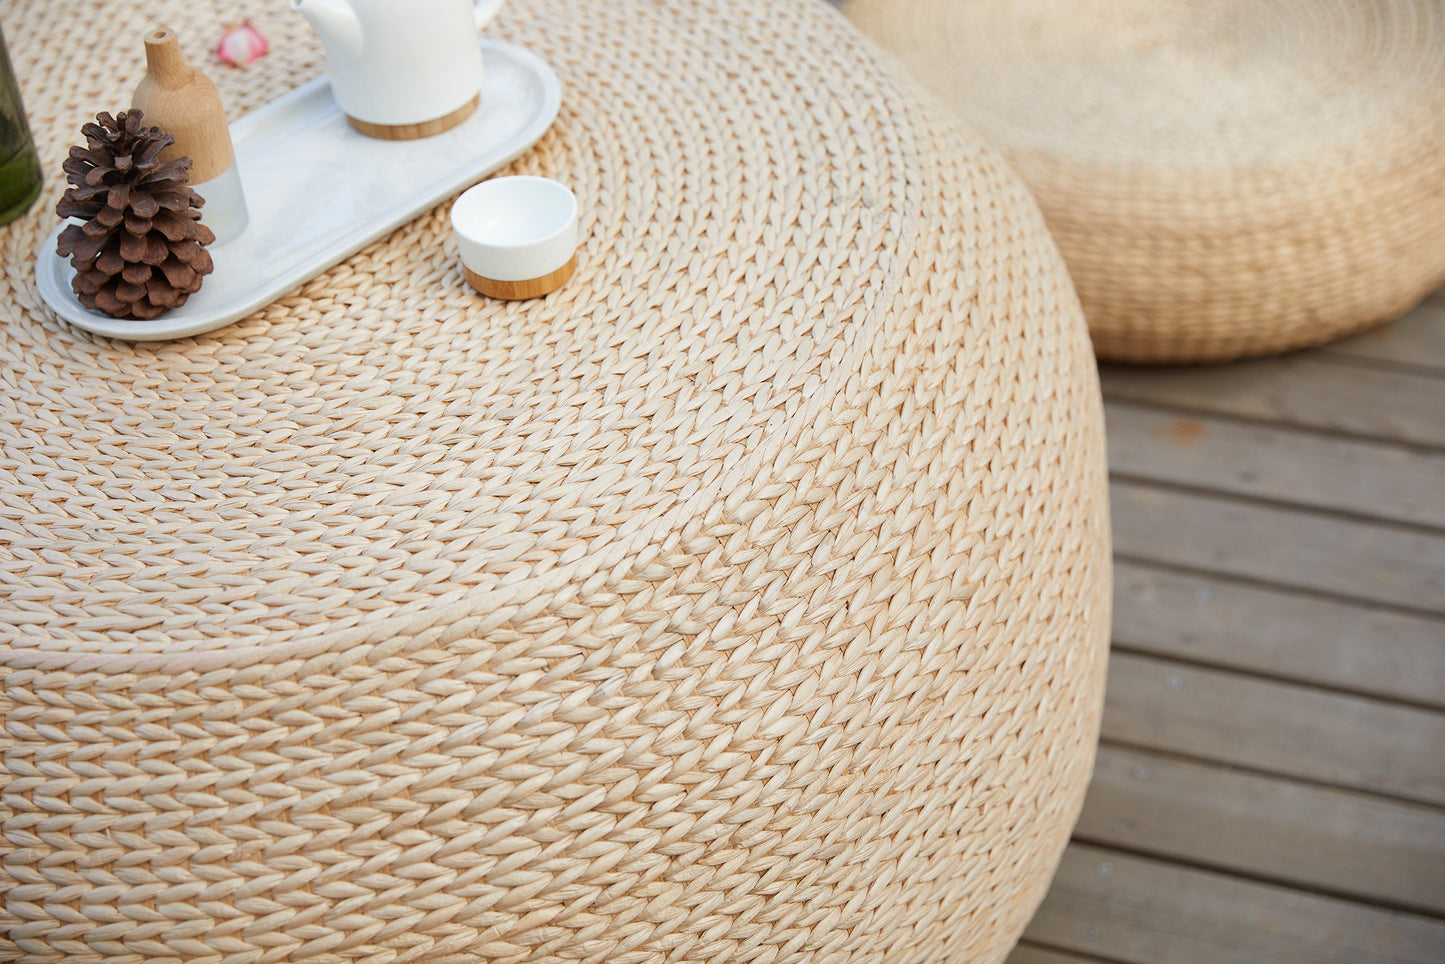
[0,1,1109,961]
[846,0,1445,364]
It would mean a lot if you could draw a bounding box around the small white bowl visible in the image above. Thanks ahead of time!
[451,175,578,299]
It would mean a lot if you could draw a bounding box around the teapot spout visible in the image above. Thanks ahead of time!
[290,0,363,58]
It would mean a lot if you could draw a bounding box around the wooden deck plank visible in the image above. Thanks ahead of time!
[1102,653,1445,806]
[1112,561,1445,709]
[1099,357,1445,448]
[1021,844,1445,964]
[1008,944,1118,964]
[1110,481,1445,614]
[1320,293,1445,373]
[1075,745,1445,915]
[1104,402,1445,529]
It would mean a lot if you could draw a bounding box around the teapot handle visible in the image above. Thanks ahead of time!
[474,0,505,31]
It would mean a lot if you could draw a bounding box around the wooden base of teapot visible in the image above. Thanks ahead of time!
[346,94,479,141]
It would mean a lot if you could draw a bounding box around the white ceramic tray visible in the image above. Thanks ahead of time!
[36,39,561,341]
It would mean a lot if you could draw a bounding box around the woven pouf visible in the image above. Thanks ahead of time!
[846,0,1445,364]
[0,1,1109,962]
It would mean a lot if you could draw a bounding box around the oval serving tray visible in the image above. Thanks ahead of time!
[35,39,561,342]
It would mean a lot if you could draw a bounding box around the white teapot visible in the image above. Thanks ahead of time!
[291,0,505,139]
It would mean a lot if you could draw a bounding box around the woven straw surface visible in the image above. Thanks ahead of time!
[0,1,1109,961]
[846,0,1445,364]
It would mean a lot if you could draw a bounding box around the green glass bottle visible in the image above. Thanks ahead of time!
[0,23,42,226]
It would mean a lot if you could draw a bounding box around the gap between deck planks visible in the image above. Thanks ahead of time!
[1017,844,1445,964]
[1318,292,1445,373]
[1102,652,1445,807]
[1100,357,1445,450]
[1110,480,1445,615]
[1111,561,1445,709]
[1104,402,1445,531]
[1074,745,1445,916]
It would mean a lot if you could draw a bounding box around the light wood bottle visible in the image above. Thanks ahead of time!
[132,26,248,245]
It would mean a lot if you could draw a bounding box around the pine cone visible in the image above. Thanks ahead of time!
[55,110,215,320]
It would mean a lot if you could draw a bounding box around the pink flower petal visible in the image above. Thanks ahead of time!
[216,20,269,68]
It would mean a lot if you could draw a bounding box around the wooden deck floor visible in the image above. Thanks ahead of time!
[1004,289,1445,964]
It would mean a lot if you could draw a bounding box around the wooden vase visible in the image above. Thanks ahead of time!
[132,26,247,244]
[132,26,232,181]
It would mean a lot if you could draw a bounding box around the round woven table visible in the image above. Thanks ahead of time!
[0,2,1110,962]
[846,0,1445,364]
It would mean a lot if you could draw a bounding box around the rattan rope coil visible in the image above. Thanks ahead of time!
[0,1,1110,961]
[847,0,1445,364]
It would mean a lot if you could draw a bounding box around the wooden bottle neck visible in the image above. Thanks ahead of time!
[142,27,194,88]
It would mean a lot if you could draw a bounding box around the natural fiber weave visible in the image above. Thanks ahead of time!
[0,1,1109,961]
[846,0,1445,364]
